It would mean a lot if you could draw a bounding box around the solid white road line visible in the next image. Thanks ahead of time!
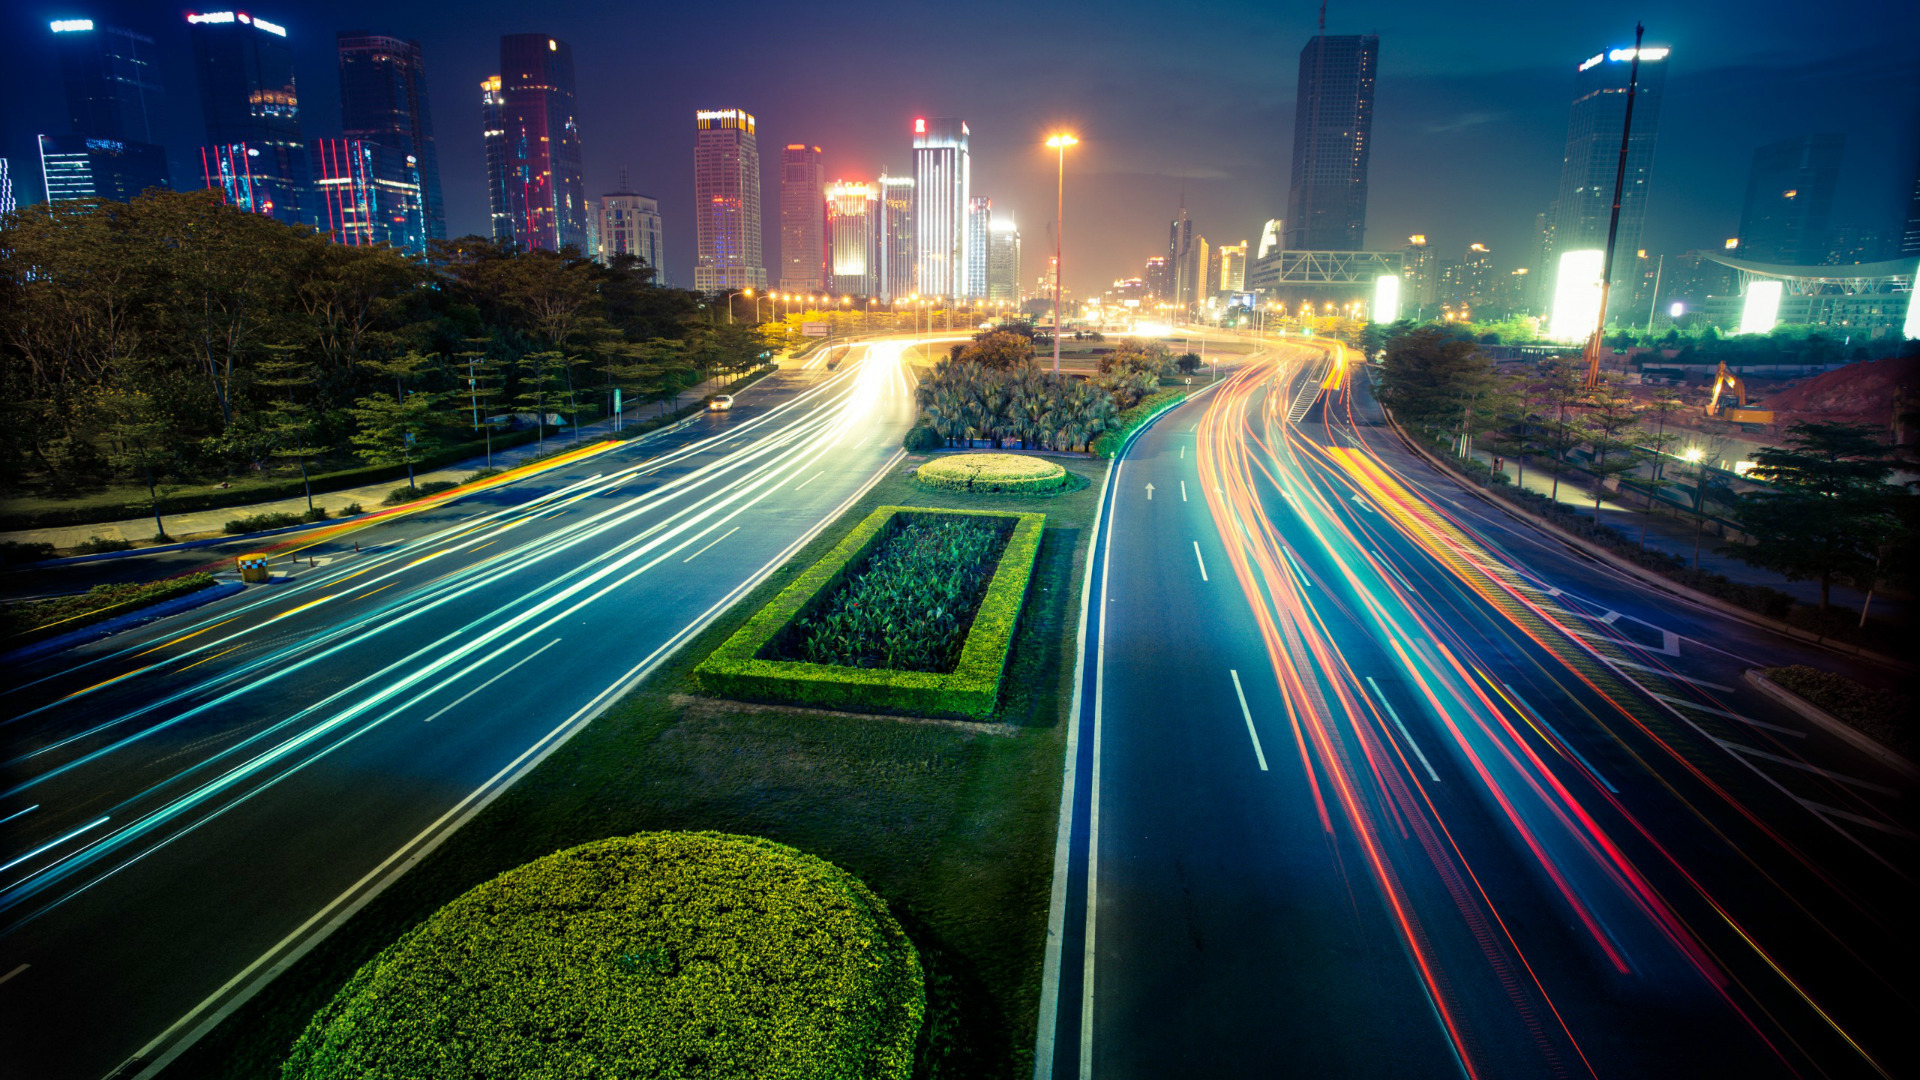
[420,640,562,724]
[1716,740,1900,796]
[1193,542,1210,582]
[0,962,27,986]
[681,525,741,563]
[1365,676,1440,783]
[1229,669,1270,771]
[1649,693,1805,738]
[1080,456,1123,1080]
[1610,659,1731,690]
[795,471,822,490]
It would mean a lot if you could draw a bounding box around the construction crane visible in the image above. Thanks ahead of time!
[1583,24,1644,390]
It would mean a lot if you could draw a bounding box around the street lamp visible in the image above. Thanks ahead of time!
[1046,132,1078,375]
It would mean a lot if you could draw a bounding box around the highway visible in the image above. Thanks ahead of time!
[1044,339,1913,1079]
[0,341,921,1079]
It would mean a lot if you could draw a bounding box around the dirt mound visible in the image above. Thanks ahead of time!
[1757,355,1919,427]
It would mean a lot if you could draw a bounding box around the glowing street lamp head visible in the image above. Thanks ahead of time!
[1045,133,1079,150]
[1683,447,1705,464]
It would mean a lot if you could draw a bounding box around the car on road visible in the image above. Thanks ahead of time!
[708,394,734,412]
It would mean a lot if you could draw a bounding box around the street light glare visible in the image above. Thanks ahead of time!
[1046,133,1079,149]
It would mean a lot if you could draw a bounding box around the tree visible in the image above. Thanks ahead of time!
[1376,326,1500,451]
[257,343,330,511]
[96,388,178,538]
[348,388,447,492]
[1727,422,1901,611]
[955,330,1035,370]
[1175,353,1203,375]
[1577,379,1645,521]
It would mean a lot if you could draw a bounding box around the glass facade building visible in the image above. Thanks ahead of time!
[1285,34,1378,251]
[600,192,664,280]
[337,31,445,246]
[966,196,992,299]
[310,137,427,250]
[827,181,878,296]
[693,108,765,291]
[913,118,970,298]
[187,10,309,225]
[488,34,589,253]
[878,171,915,301]
[988,215,1021,303]
[1546,44,1667,315]
[40,134,170,203]
[779,144,827,291]
[1737,134,1844,266]
[48,18,170,200]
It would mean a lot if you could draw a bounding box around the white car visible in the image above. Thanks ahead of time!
[708,394,734,412]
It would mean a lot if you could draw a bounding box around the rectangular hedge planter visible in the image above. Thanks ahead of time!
[696,505,1045,721]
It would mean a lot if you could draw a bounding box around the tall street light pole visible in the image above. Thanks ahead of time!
[1046,133,1078,375]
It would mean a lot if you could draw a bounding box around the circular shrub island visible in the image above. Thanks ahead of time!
[915,452,1069,494]
[283,832,924,1080]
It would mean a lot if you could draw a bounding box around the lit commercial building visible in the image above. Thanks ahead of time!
[600,190,664,279]
[827,180,878,296]
[1401,235,1435,315]
[39,135,169,204]
[1217,240,1248,294]
[779,144,826,291]
[967,196,992,298]
[337,31,445,245]
[988,216,1021,303]
[1545,43,1668,319]
[53,19,164,145]
[694,108,764,291]
[582,197,600,259]
[1144,255,1171,300]
[1257,218,1283,260]
[1285,33,1378,250]
[1736,134,1844,266]
[487,34,589,253]
[1462,243,1493,309]
[309,136,426,250]
[0,158,14,216]
[913,117,970,298]
[1169,204,1196,307]
[1694,254,1916,341]
[187,10,309,225]
[878,171,915,301]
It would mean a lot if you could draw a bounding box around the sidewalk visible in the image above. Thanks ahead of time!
[2,372,743,551]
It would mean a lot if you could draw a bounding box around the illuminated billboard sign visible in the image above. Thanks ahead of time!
[1550,250,1604,342]
[1739,280,1783,336]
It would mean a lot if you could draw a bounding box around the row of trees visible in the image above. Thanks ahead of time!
[914,333,1181,452]
[0,190,779,505]
[1377,326,1915,612]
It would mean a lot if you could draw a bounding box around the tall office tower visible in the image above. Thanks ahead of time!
[988,216,1021,302]
[779,144,827,290]
[48,19,170,201]
[1547,43,1668,315]
[1256,218,1283,259]
[1461,243,1493,310]
[1144,255,1171,300]
[480,76,510,241]
[1401,235,1435,313]
[601,190,665,278]
[1904,150,1920,257]
[337,31,445,244]
[913,117,970,297]
[1217,240,1247,293]
[827,180,878,295]
[694,108,764,291]
[187,10,308,225]
[1168,204,1196,306]
[878,171,915,300]
[1284,33,1378,251]
[39,135,170,203]
[967,196,992,298]
[1194,236,1211,303]
[583,198,601,259]
[0,158,14,216]
[309,137,426,249]
[1736,134,1844,265]
[491,35,588,252]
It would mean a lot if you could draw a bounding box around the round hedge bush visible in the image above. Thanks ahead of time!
[283,832,924,1080]
[915,452,1068,494]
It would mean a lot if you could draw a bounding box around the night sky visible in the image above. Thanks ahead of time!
[2,0,1916,295]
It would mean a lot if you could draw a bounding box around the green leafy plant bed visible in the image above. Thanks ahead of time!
[0,573,216,644]
[697,506,1044,720]
[1090,388,1187,458]
[283,832,923,1080]
[915,453,1069,495]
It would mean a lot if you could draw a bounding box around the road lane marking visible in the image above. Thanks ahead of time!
[1229,669,1270,771]
[1280,545,1313,587]
[1610,660,1730,690]
[1145,482,1154,500]
[682,526,741,563]
[1081,455,1124,1080]
[1192,542,1209,582]
[420,639,563,724]
[1180,480,1188,502]
[0,963,27,986]
[1796,798,1917,838]
[0,806,38,826]
[795,471,822,490]
[1649,694,1804,738]
[1364,677,1441,782]
[1716,740,1899,796]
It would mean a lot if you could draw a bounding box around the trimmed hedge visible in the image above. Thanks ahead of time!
[1091,388,1188,458]
[282,832,924,1080]
[696,505,1044,720]
[915,453,1068,494]
[1764,665,1912,756]
[0,573,216,644]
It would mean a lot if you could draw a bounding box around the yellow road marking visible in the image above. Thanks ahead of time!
[61,665,152,700]
[179,643,244,672]
[130,617,240,658]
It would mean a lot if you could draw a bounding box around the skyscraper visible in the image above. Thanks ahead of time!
[601,190,664,278]
[187,10,309,225]
[1546,44,1668,314]
[309,137,426,249]
[693,108,764,291]
[1217,240,1248,294]
[1462,242,1493,311]
[1144,255,1171,300]
[39,135,170,203]
[779,144,826,291]
[1169,204,1196,307]
[53,19,163,144]
[1402,235,1436,314]
[583,197,601,259]
[988,216,1021,303]
[878,171,915,301]
[827,180,878,296]
[1284,33,1378,251]
[1736,134,1844,265]
[0,158,15,216]
[489,34,588,253]
[337,31,445,244]
[967,196,992,298]
[481,76,509,241]
[913,117,970,298]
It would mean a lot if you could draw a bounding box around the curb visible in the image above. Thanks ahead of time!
[19,514,371,569]
[1377,402,1911,672]
[1743,669,1918,780]
[1,580,246,665]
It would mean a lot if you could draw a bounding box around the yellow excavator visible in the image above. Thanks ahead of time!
[1705,361,1774,424]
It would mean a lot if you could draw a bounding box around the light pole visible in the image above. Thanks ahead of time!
[1046,133,1077,375]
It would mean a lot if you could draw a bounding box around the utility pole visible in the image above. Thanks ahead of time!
[1584,22,1644,390]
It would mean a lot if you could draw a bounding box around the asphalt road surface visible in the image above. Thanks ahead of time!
[1043,339,1913,1080]
[0,342,920,1079]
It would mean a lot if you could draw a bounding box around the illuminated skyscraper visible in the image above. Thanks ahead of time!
[1217,240,1248,294]
[337,31,444,244]
[1737,134,1844,265]
[988,216,1021,302]
[1144,255,1171,300]
[186,10,308,224]
[481,75,509,241]
[779,144,826,291]
[1546,44,1668,315]
[966,196,992,299]
[878,171,915,301]
[1401,235,1436,314]
[45,18,171,203]
[694,108,764,291]
[827,180,878,296]
[0,158,14,216]
[1169,203,1196,306]
[913,117,970,298]
[309,137,426,249]
[490,34,588,252]
[1462,242,1493,310]
[39,134,169,204]
[601,190,664,279]
[1285,33,1377,250]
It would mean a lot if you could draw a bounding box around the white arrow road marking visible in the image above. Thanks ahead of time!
[1145,483,1155,500]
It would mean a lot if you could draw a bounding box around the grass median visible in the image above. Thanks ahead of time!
[165,454,1109,1080]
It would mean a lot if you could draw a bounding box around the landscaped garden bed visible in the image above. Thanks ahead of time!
[283,832,923,1080]
[915,453,1072,495]
[0,573,217,646]
[697,506,1043,720]
[1762,665,1912,757]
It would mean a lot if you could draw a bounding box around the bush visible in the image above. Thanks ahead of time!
[338,502,363,517]
[902,423,943,452]
[697,507,1045,721]
[464,467,504,483]
[1765,665,1911,756]
[381,479,460,506]
[73,536,133,554]
[222,510,310,535]
[0,541,57,564]
[915,453,1067,495]
[0,572,216,642]
[282,832,923,1080]
[1090,388,1187,458]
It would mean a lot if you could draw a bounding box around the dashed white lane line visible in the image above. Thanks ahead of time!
[1193,542,1210,582]
[1716,739,1901,797]
[1365,676,1440,783]
[1229,669,1270,771]
[1180,481,1188,502]
[795,471,823,490]
[421,639,563,724]
[682,525,741,563]
[0,962,28,987]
